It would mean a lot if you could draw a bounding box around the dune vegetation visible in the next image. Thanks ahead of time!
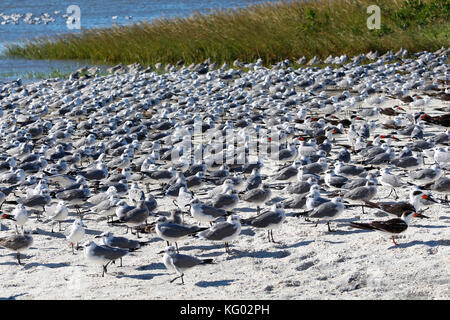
[5,0,450,67]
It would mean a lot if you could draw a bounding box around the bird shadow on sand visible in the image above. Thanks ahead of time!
[23,262,70,270]
[180,244,225,252]
[0,293,27,300]
[240,227,256,236]
[32,228,67,239]
[283,240,314,249]
[195,279,234,287]
[412,224,448,229]
[136,262,166,271]
[226,249,291,260]
[389,239,450,249]
[115,272,166,280]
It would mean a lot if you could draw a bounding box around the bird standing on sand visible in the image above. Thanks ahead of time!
[66,218,85,254]
[159,245,214,285]
[241,204,285,243]
[196,214,242,254]
[0,234,33,265]
[349,211,419,246]
[82,240,129,277]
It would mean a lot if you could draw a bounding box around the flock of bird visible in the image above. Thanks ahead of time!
[0,47,449,285]
[0,11,132,26]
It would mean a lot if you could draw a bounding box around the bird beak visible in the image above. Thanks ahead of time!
[94,235,101,238]
[422,194,438,203]
[157,250,165,254]
[415,212,428,219]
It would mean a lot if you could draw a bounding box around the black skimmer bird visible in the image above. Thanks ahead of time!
[349,210,419,246]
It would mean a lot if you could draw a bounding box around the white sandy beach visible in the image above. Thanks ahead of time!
[0,53,449,300]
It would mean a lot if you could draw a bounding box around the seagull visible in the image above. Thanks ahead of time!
[187,198,229,225]
[55,184,91,215]
[431,177,450,200]
[307,197,345,232]
[240,184,272,215]
[349,211,419,246]
[243,168,262,191]
[158,245,214,285]
[210,185,239,212]
[82,240,129,277]
[153,216,207,252]
[0,234,33,265]
[128,182,144,205]
[109,200,149,237]
[95,231,150,266]
[241,204,286,243]
[66,218,85,254]
[16,192,51,221]
[195,214,242,254]
[324,169,349,189]
[174,186,193,212]
[344,181,377,214]
[380,167,406,199]
[391,152,423,170]
[91,194,121,222]
[87,186,118,205]
[409,164,443,186]
[44,200,69,232]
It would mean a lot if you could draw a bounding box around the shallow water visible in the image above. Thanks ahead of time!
[0,0,274,83]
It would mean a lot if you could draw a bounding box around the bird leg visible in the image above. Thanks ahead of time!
[393,188,399,200]
[225,242,230,254]
[327,221,336,233]
[102,260,112,277]
[175,242,179,253]
[170,273,185,284]
[387,188,393,198]
[392,236,398,246]
[362,204,365,214]
[269,230,281,244]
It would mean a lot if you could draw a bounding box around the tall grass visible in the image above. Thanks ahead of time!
[6,0,450,67]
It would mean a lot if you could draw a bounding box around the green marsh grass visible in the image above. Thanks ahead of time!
[5,0,450,67]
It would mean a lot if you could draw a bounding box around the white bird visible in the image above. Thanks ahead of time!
[1,203,29,234]
[128,182,144,205]
[66,218,85,254]
[44,200,69,232]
